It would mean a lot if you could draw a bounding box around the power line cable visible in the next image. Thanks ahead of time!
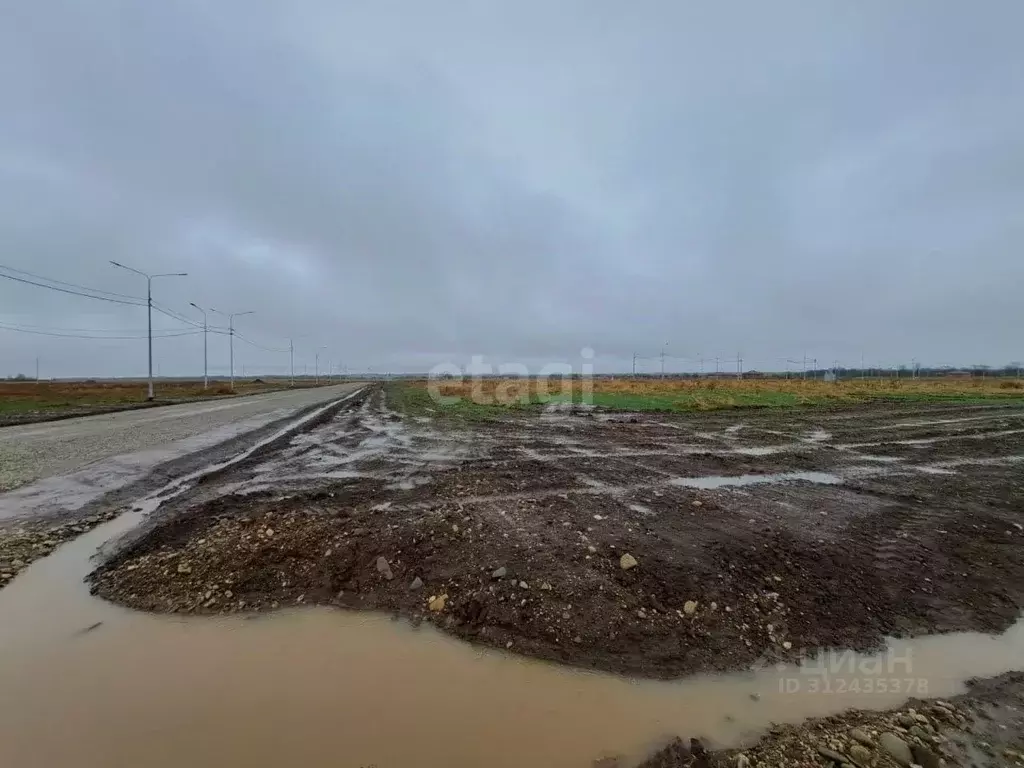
[0,320,198,336]
[0,264,144,301]
[0,272,147,306]
[232,331,289,353]
[150,301,207,330]
[0,323,202,340]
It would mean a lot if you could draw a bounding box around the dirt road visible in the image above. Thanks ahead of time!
[91,386,1024,680]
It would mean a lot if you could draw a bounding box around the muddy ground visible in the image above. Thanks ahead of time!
[636,671,1024,767]
[89,386,1024,680]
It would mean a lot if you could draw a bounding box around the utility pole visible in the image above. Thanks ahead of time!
[802,353,807,380]
[189,303,209,389]
[715,356,720,375]
[111,261,187,401]
[660,342,668,379]
[737,352,743,379]
[315,346,326,385]
[632,352,637,377]
[211,308,254,392]
[289,339,295,387]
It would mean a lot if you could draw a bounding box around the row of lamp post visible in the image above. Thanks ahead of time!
[111,260,327,400]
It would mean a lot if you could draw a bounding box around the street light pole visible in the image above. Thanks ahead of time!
[110,261,187,400]
[211,309,254,392]
[190,303,209,389]
[314,346,327,385]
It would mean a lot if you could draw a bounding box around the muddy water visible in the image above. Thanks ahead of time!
[671,471,842,489]
[3,512,1024,767]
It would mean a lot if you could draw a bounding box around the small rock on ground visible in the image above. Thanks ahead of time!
[878,732,913,766]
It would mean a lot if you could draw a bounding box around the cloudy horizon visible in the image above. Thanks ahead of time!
[2,1,1023,378]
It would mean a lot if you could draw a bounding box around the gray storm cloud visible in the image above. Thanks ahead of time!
[1,0,1022,377]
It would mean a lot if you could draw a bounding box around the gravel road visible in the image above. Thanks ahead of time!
[0,383,363,518]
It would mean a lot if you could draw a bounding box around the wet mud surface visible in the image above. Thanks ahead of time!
[635,671,1024,767]
[89,388,1024,679]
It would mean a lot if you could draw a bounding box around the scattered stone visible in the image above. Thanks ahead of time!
[176,563,192,574]
[540,582,553,591]
[817,746,848,763]
[847,743,871,766]
[683,600,698,616]
[782,641,792,650]
[749,692,761,702]
[849,728,873,747]
[375,556,394,580]
[409,576,424,591]
[897,713,917,728]
[428,594,447,612]
[519,581,529,589]
[619,553,638,570]
[736,754,750,768]
[692,500,703,508]
[264,528,274,537]
[911,744,942,768]
[879,732,913,766]
[491,566,508,579]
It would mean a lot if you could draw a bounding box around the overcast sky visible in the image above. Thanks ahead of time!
[2,1,1022,378]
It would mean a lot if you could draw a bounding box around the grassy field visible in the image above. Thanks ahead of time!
[0,379,325,418]
[391,376,1024,417]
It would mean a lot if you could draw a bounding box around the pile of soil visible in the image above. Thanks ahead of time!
[633,671,1024,767]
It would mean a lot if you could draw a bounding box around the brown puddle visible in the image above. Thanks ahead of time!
[2,509,1024,768]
